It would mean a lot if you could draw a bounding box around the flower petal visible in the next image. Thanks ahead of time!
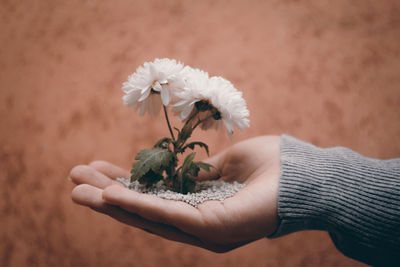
[123,90,141,107]
[139,100,147,116]
[180,103,194,121]
[153,81,162,92]
[161,85,170,106]
[168,76,185,89]
[223,119,234,135]
[149,63,157,77]
[173,100,188,109]
[122,82,134,93]
[122,58,185,117]
[141,86,150,94]
[138,88,151,102]
[159,78,168,84]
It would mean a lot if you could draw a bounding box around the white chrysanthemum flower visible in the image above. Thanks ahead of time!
[173,68,250,136]
[122,58,185,116]
[172,67,210,120]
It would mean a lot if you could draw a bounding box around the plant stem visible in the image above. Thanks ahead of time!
[181,109,199,137]
[165,107,216,193]
[186,109,200,125]
[180,173,183,193]
[174,109,200,149]
[163,105,175,141]
[193,114,214,130]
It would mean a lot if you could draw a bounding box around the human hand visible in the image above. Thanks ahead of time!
[70,135,281,252]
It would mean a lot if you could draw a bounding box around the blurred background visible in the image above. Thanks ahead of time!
[1,0,399,266]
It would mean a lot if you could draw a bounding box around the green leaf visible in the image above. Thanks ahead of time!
[182,152,196,174]
[138,169,164,188]
[131,148,173,183]
[194,161,213,172]
[165,155,177,177]
[178,153,214,194]
[180,152,200,178]
[178,122,193,141]
[183,141,209,156]
[188,165,200,177]
[153,137,172,149]
[181,175,196,194]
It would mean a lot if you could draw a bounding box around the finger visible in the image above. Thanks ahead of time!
[71,184,206,249]
[94,204,207,249]
[102,185,204,235]
[70,165,122,189]
[71,184,107,207]
[196,151,225,181]
[89,160,130,179]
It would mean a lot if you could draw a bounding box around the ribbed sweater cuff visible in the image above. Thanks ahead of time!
[269,134,400,265]
[270,134,336,236]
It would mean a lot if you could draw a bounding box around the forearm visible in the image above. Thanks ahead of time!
[270,135,400,266]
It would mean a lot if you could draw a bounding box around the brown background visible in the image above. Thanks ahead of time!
[1,0,399,266]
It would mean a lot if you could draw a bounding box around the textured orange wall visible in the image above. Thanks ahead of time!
[1,0,399,266]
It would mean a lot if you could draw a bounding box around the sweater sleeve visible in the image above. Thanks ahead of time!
[269,134,400,266]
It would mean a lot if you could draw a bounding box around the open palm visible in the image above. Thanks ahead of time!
[70,135,281,252]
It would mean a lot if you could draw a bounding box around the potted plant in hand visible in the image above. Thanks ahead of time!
[117,58,250,207]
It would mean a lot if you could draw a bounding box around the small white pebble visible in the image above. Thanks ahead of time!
[116,178,245,208]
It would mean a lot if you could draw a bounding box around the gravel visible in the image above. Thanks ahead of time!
[116,178,245,207]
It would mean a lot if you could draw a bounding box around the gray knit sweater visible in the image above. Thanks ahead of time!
[270,135,400,266]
